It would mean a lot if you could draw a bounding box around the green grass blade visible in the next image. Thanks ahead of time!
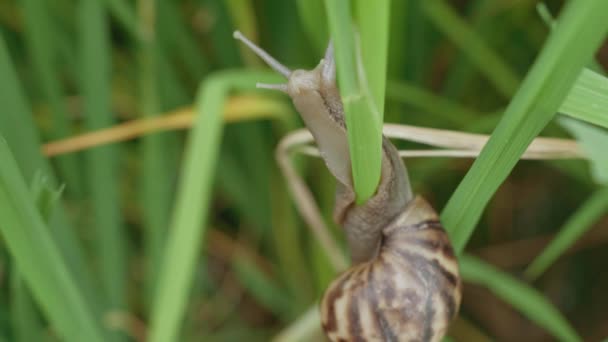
[269,167,315,309]
[138,0,176,307]
[156,0,207,79]
[536,3,605,74]
[296,0,328,53]
[386,81,480,126]
[0,138,105,342]
[20,0,82,191]
[232,258,293,320]
[148,70,282,342]
[440,0,608,253]
[386,0,408,78]
[203,0,241,68]
[225,0,260,67]
[355,0,390,116]
[29,172,65,222]
[10,173,60,342]
[536,4,608,126]
[559,117,608,184]
[0,36,50,181]
[10,275,42,342]
[522,117,608,279]
[102,0,139,39]
[422,0,520,98]
[324,0,383,203]
[560,69,608,129]
[79,0,126,320]
[403,1,433,84]
[147,74,226,342]
[461,255,581,341]
[0,31,99,316]
[525,187,608,280]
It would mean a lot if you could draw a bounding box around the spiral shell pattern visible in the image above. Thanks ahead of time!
[321,196,462,342]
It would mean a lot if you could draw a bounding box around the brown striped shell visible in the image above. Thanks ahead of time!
[321,196,462,342]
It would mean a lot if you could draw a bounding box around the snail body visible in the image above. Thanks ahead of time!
[234,31,461,342]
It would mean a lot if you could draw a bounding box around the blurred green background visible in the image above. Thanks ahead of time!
[0,0,607,341]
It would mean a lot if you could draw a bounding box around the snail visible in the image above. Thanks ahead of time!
[234,31,461,342]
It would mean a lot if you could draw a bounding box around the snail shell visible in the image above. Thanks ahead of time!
[321,196,462,342]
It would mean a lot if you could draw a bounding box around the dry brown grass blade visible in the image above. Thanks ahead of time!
[43,107,193,157]
[42,94,288,157]
[275,130,349,272]
[383,124,584,159]
[294,125,584,160]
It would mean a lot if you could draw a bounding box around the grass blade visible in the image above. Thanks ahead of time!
[0,31,99,316]
[147,74,226,342]
[148,70,282,342]
[461,255,581,341]
[79,0,126,321]
[560,69,608,129]
[10,173,60,342]
[10,275,42,342]
[440,0,608,253]
[225,0,261,67]
[386,81,480,126]
[524,117,608,279]
[296,0,328,53]
[355,0,390,115]
[0,36,51,181]
[324,0,383,203]
[102,0,139,39]
[525,187,608,280]
[138,0,176,307]
[559,117,608,184]
[21,0,82,191]
[156,0,207,79]
[232,258,293,320]
[422,0,520,98]
[0,138,105,342]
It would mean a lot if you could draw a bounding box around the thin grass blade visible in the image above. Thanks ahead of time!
[525,187,608,280]
[355,0,390,115]
[324,0,383,203]
[0,138,105,342]
[79,0,126,323]
[441,0,608,253]
[295,0,328,53]
[10,172,60,342]
[21,0,82,190]
[232,257,294,320]
[560,69,608,130]
[422,0,520,98]
[461,255,581,341]
[0,31,99,315]
[559,117,608,184]
[148,70,283,342]
[138,0,176,308]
